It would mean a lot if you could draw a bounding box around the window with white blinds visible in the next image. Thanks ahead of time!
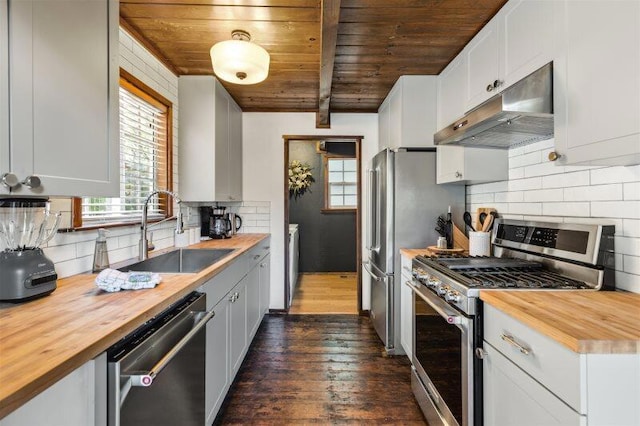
[81,76,171,225]
[325,157,357,210]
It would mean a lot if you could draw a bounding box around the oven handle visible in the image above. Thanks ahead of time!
[124,308,215,388]
[407,280,462,325]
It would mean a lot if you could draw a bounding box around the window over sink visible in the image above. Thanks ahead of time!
[72,69,173,228]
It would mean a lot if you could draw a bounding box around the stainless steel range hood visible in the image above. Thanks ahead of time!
[434,62,553,149]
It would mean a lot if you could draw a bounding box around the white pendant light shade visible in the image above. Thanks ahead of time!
[210,30,270,85]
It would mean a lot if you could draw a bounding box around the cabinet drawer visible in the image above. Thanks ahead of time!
[483,304,583,413]
[483,342,585,426]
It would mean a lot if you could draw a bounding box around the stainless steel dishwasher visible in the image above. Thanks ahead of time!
[107,291,214,426]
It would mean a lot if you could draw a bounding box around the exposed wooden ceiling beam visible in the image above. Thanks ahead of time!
[316,0,341,128]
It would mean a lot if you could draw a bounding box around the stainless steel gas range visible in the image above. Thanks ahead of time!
[407,219,615,426]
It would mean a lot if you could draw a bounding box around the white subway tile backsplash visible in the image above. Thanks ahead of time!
[541,170,590,189]
[523,189,563,202]
[508,177,542,191]
[495,191,524,203]
[623,182,640,200]
[542,202,590,217]
[614,236,640,257]
[466,140,640,293]
[623,219,640,238]
[43,244,77,264]
[55,256,93,279]
[510,151,541,168]
[508,167,525,180]
[507,203,542,215]
[564,184,623,202]
[592,201,640,219]
[615,271,640,293]
[591,165,640,185]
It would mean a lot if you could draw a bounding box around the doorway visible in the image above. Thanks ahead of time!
[283,135,363,314]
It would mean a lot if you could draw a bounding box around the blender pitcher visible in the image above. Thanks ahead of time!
[0,198,61,302]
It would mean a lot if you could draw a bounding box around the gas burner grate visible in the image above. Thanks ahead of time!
[461,268,589,289]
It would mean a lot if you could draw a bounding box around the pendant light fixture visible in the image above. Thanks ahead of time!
[210,30,270,85]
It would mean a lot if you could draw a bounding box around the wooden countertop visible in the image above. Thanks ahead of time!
[481,291,640,354]
[399,248,434,258]
[0,234,269,419]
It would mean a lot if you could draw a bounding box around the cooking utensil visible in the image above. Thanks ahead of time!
[463,211,474,232]
[479,212,487,228]
[481,213,494,232]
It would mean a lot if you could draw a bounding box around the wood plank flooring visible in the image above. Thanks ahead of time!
[213,315,427,425]
[289,273,358,314]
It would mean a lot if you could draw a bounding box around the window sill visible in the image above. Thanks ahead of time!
[59,217,174,233]
[321,208,357,214]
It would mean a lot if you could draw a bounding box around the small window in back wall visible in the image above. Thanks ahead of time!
[324,157,357,210]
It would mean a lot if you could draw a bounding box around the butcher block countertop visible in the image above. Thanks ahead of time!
[481,291,640,354]
[400,248,433,258]
[0,234,269,420]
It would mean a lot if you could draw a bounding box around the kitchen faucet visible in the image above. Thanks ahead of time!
[139,190,184,260]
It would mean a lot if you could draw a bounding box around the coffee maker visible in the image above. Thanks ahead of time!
[0,197,61,302]
[211,206,231,239]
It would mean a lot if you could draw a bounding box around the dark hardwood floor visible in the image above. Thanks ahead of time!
[214,314,427,425]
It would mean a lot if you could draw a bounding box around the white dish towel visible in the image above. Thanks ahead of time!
[95,269,162,292]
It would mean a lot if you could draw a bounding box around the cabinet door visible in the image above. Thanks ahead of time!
[246,263,261,339]
[500,0,554,89]
[436,146,465,184]
[465,19,500,110]
[8,0,118,197]
[228,98,243,201]
[378,97,390,150]
[0,0,8,195]
[437,54,467,130]
[0,358,99,426]
[483,343,586,426]
[388,84,402,149]
[214,81,231,201]
[554,0,640,166]
[259,254,271,315]
[205,296,230,424]
[400,272,413,360]
[229,278,247,376]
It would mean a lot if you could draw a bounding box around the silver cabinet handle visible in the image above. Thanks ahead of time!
[127,308,215,387]
[455,171,462,179]
[21,175,41,189]
[501,333,531,355]
[1,173,19,188]
[253,254,261,260]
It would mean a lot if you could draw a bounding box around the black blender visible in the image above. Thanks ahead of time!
[0,198,61,302]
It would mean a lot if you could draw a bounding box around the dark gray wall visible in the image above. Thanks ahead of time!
[289,141,357,272]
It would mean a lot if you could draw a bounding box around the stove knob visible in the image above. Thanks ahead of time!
[427,276,440,288]
[445,290,461,303]
[437,285,449,296]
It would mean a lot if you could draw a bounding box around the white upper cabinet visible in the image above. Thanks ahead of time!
[553,0,640,166]
[436,54,467,131]
[1,0,119,197]
[465,20,501,109]
[463,0,554,113]
[179,76,243,202]
[378,75,438,149]
[437,145,508,185]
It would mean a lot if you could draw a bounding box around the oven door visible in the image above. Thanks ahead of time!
[408,280,475,426]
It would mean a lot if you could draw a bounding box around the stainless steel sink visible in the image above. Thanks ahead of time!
[118,248,235,273]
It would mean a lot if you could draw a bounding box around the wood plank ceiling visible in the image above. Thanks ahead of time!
[120,0,507,125]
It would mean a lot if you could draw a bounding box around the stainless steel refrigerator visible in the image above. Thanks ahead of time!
[363,148,465,354]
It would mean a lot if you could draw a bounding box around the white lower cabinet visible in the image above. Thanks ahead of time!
[202,239,270,424]
[483,304,640,426]
[0,354,107,426]
[399,254,413,360]
[259,254,271,315]
[483,343,585,426]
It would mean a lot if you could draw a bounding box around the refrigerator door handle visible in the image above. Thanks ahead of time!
[366,168,380,253]
[363,261,383,282]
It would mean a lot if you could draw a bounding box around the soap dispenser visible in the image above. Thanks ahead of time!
[92,228,110,273]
